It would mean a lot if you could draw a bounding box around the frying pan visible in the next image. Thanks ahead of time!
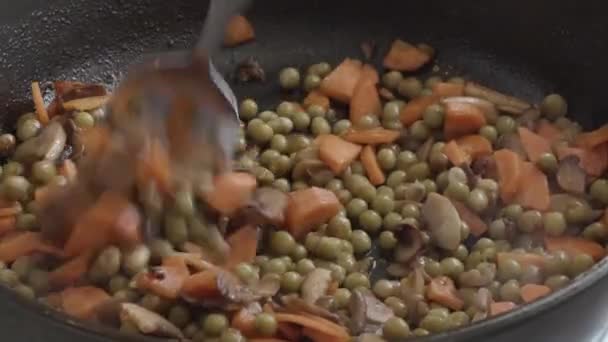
[0,0,607,341]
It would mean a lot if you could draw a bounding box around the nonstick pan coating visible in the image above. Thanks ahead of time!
[0,1,607,341]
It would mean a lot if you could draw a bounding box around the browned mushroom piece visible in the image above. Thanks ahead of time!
[235,56,266,83]
[360,40,377,60]
[14,120,67,164]
[217,270,280,305]
[280,294,341,322]
[471,155,498,179]
[422,193,462,251]
[386,263,409,278]
[393,224,424,264]
[230,187,288,229]
[416,136,435,163]
[399,267,427,324]
[496,133,527,160]
[301,268,332,304]
[47,81,108,117]
[556,155,586,194]
[120,303,184,339]
[349,288,395,335]
[464,82,531,114]
[516,107,541,130]
[472,287,493,322]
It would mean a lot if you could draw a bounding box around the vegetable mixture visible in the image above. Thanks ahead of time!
[1,17,608,342]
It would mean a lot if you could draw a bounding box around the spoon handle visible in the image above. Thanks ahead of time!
[195,0,252,56]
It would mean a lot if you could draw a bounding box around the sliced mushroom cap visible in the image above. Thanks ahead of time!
[471,287,493,322]
[416,137,435,162]
[292,158,328,181]
[120,303,184,339]
[301,268,332,304]
[557,155,586,194]
[496,133,527,160]
[349,288,394,335]
[422,193,462,250]
[516,108,541,130]
[14,121,67,163]
[393,224,424,264]
[217,270,280,305]
[280,294,340,322]
[464,82,531,114]
[232,187,288,227]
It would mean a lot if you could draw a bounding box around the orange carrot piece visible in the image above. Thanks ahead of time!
[135,139,173,194]
[136,256,190,299]
[275,313,350,341]
[444,101,487,139]
[457,134,492,160]
[61,286,110,320]
[426,276,464,311]
[285,187,341,239]
[31,81,50,125]
[350,79,381,125]
[497,252,546,270]
[432,82,465,97]
[544,236,605,261]
[490,302,517,316]
[494,149,524,202]
[518,127,552,162]
[320,58,363,103]
[400,95,438,127]
[303,90,330,111]
[537,120,562,144]
[224,15,255,47]
[555,145,606,176]
[513,162,550,211]
[49,250,94,289]
[318,135,362,174]
[360,64,380,85]
[0,216,16,237]
[232,307,259,338]
[181,270,221,300]
[360,145,385,186]
[225,225,258,269]
[443,140,471,166]
[0,200,22,217]
[521,284,551,303]
[0,232,63,262]
[59,159,78,183]
[450,200,488,237]
[383,39,431,72]
[575,124,608,149]
[205,172,257,215]
[303,328,341,342]
[342,128,401,145]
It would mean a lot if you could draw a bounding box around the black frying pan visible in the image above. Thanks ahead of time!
[1,1,608,341]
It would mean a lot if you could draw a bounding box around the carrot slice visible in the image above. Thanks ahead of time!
[558,144,608,177]
[275,313,350,341]
[224,15,255,47]
[342,128,401,145]
[432,82,465,98]
[443,140,471,166]
[0,232,63,262]
[232,307,259,338]
[49,250,94,289]
[360,64,380,85]
[350,79,381,125]
[444,101,487,139]
[426,276,464,310]
[456,134,493,160]
[0,200,22,217]
[544,236,605,261]
[320,58,363,103]
[494,149,524,202]
[450,200,488,237]
[490,301,517,316]
[135,139,173,194]
[59,160,78,183]
[518,127,552,162]
[181,270,221,300]
[136,255,190,299]
[497,252,546,270]
[383,39,431,72]
[360,145,385,186]
[32,81,50,125]
[285,187,341,239]
[400,95,438,127]
[61,286,110,320]
[0,216,16,237]
[575,124,608,149]
[318,135,362,174]
[521,284,551,303]
[205,172,257,215]
[513,162,550,211]
[303,90,330,111]
[537,120,562,144]
[225,225,258,269]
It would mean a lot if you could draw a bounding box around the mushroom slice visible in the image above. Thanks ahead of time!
[217,271,280,304]
[422,193,462,251]
[301,268,332,304]
[349,288,394,335]
[393,224,424,264]
[14,121,67,163]
[232,187,288,227]
[120,303,184,339]
[557,155,586,194]
[280,294,341,322]
[464,82,531,114]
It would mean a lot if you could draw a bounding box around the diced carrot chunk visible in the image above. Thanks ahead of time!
[225,225,258,269]
[576,124,608,149]
[360,64,380,85]
[285,187,341,239]
[205,172,257,215]
[456,134,493,160]
[545,236,605,261]
[342,128,401,145]
[561,144,608,177]
[303,90,330,111]
[136,256,190,299]
[518,127,552,162]
[443,140,471,166]
[49,251,94,289]
[444,102,487,139]
[0,216,16,237]
[521,284,551,303]
[494,149,524,202]
[181,270,221,300]
[275,313,350,342]
[426,276,464,311]
[513,162,550,211]
[320,58,363,103]
[0,232,63,262]
[224,15,255,47]
[490,302,517,316]
[318,135,363,174]
[232,307,259,338]
[432,82,464,97]
[135,139,172,194]
[383,40,431,71]
[400,95,438,127]
[360,145,385,186]
[60,286,111,320]
[450,200,488,237]
[350,79,381,125]
[59,160,78,183]
[537,120,562,143]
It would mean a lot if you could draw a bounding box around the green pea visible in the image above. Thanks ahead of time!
[122,245,151,276]
[359,210,383,234]
[327,215,353,240]
[16,213,37,231]
[541,94,568,120]
[410,120,430,141]
[140,293,170,313]
[307,104,327,118]
[346,198,368,219]
[3,175,31,201]
[378,231,398,250]
[423,104,445,129]
[203,313,229,337]
[332,119,352,135]
[279,67,301,90]
[590,179,608,205]
[397,151,418,170]
[467,188,489,213]
[164,214,189,246]
[292,111,311,131]
[583,222,607,242]
[4,161,23,177]
[333,288,352,309]
[383,102,402,123]
[424,259,442,278]
[0,134,16,154]
[74,111,95,129]
[520,264,543,285]
[502,204,523,221]
[168,305,192,328]
[440,257,465,279]
[383,212,403,231]
[543,212,567,236]
[382,71,403,90]
[239,99,258,120]
[496,116,517,135]
[258,110,278,122]
[89,246,121,282]
[424,76,442,88]
[174,190,195,217]
[220,329,245,342]
[108,275,129,294]
[498,258,522,281]
[545,274,570,290]
[371,195,394,216]
[401,203,420,219]
[568,253,594,277]
[537,153,558,174]
[444,181,470,202]
[344,272,370,290]
[353,183,377,204]
[453,244,469,261]
[263,258,288,275]
[316,237,342,260]
[148,239,174,264]
[270,231,296,256]
[518,210,542,233]
[311,117,331,136]
[281,271,303,293]
[385,170,406,189]
[489,219,508,240]
[419,315,449,333]
[377,148,397,171]
[407,162,430,181]
[247,119,274,144]
[356,115,380,130]
[351,230,372,254]
[429,151,449,172]
[500,280,521,302]
[269,135,288,153]
[17,118,41,141]
[255,313,277,337]
[308,62,331,77]
[479,125,498,143]
[303,74,321,91]
[31,160,57,184]
[383,317,411,339]
[398,77,423,98]
[296,259,316,275]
